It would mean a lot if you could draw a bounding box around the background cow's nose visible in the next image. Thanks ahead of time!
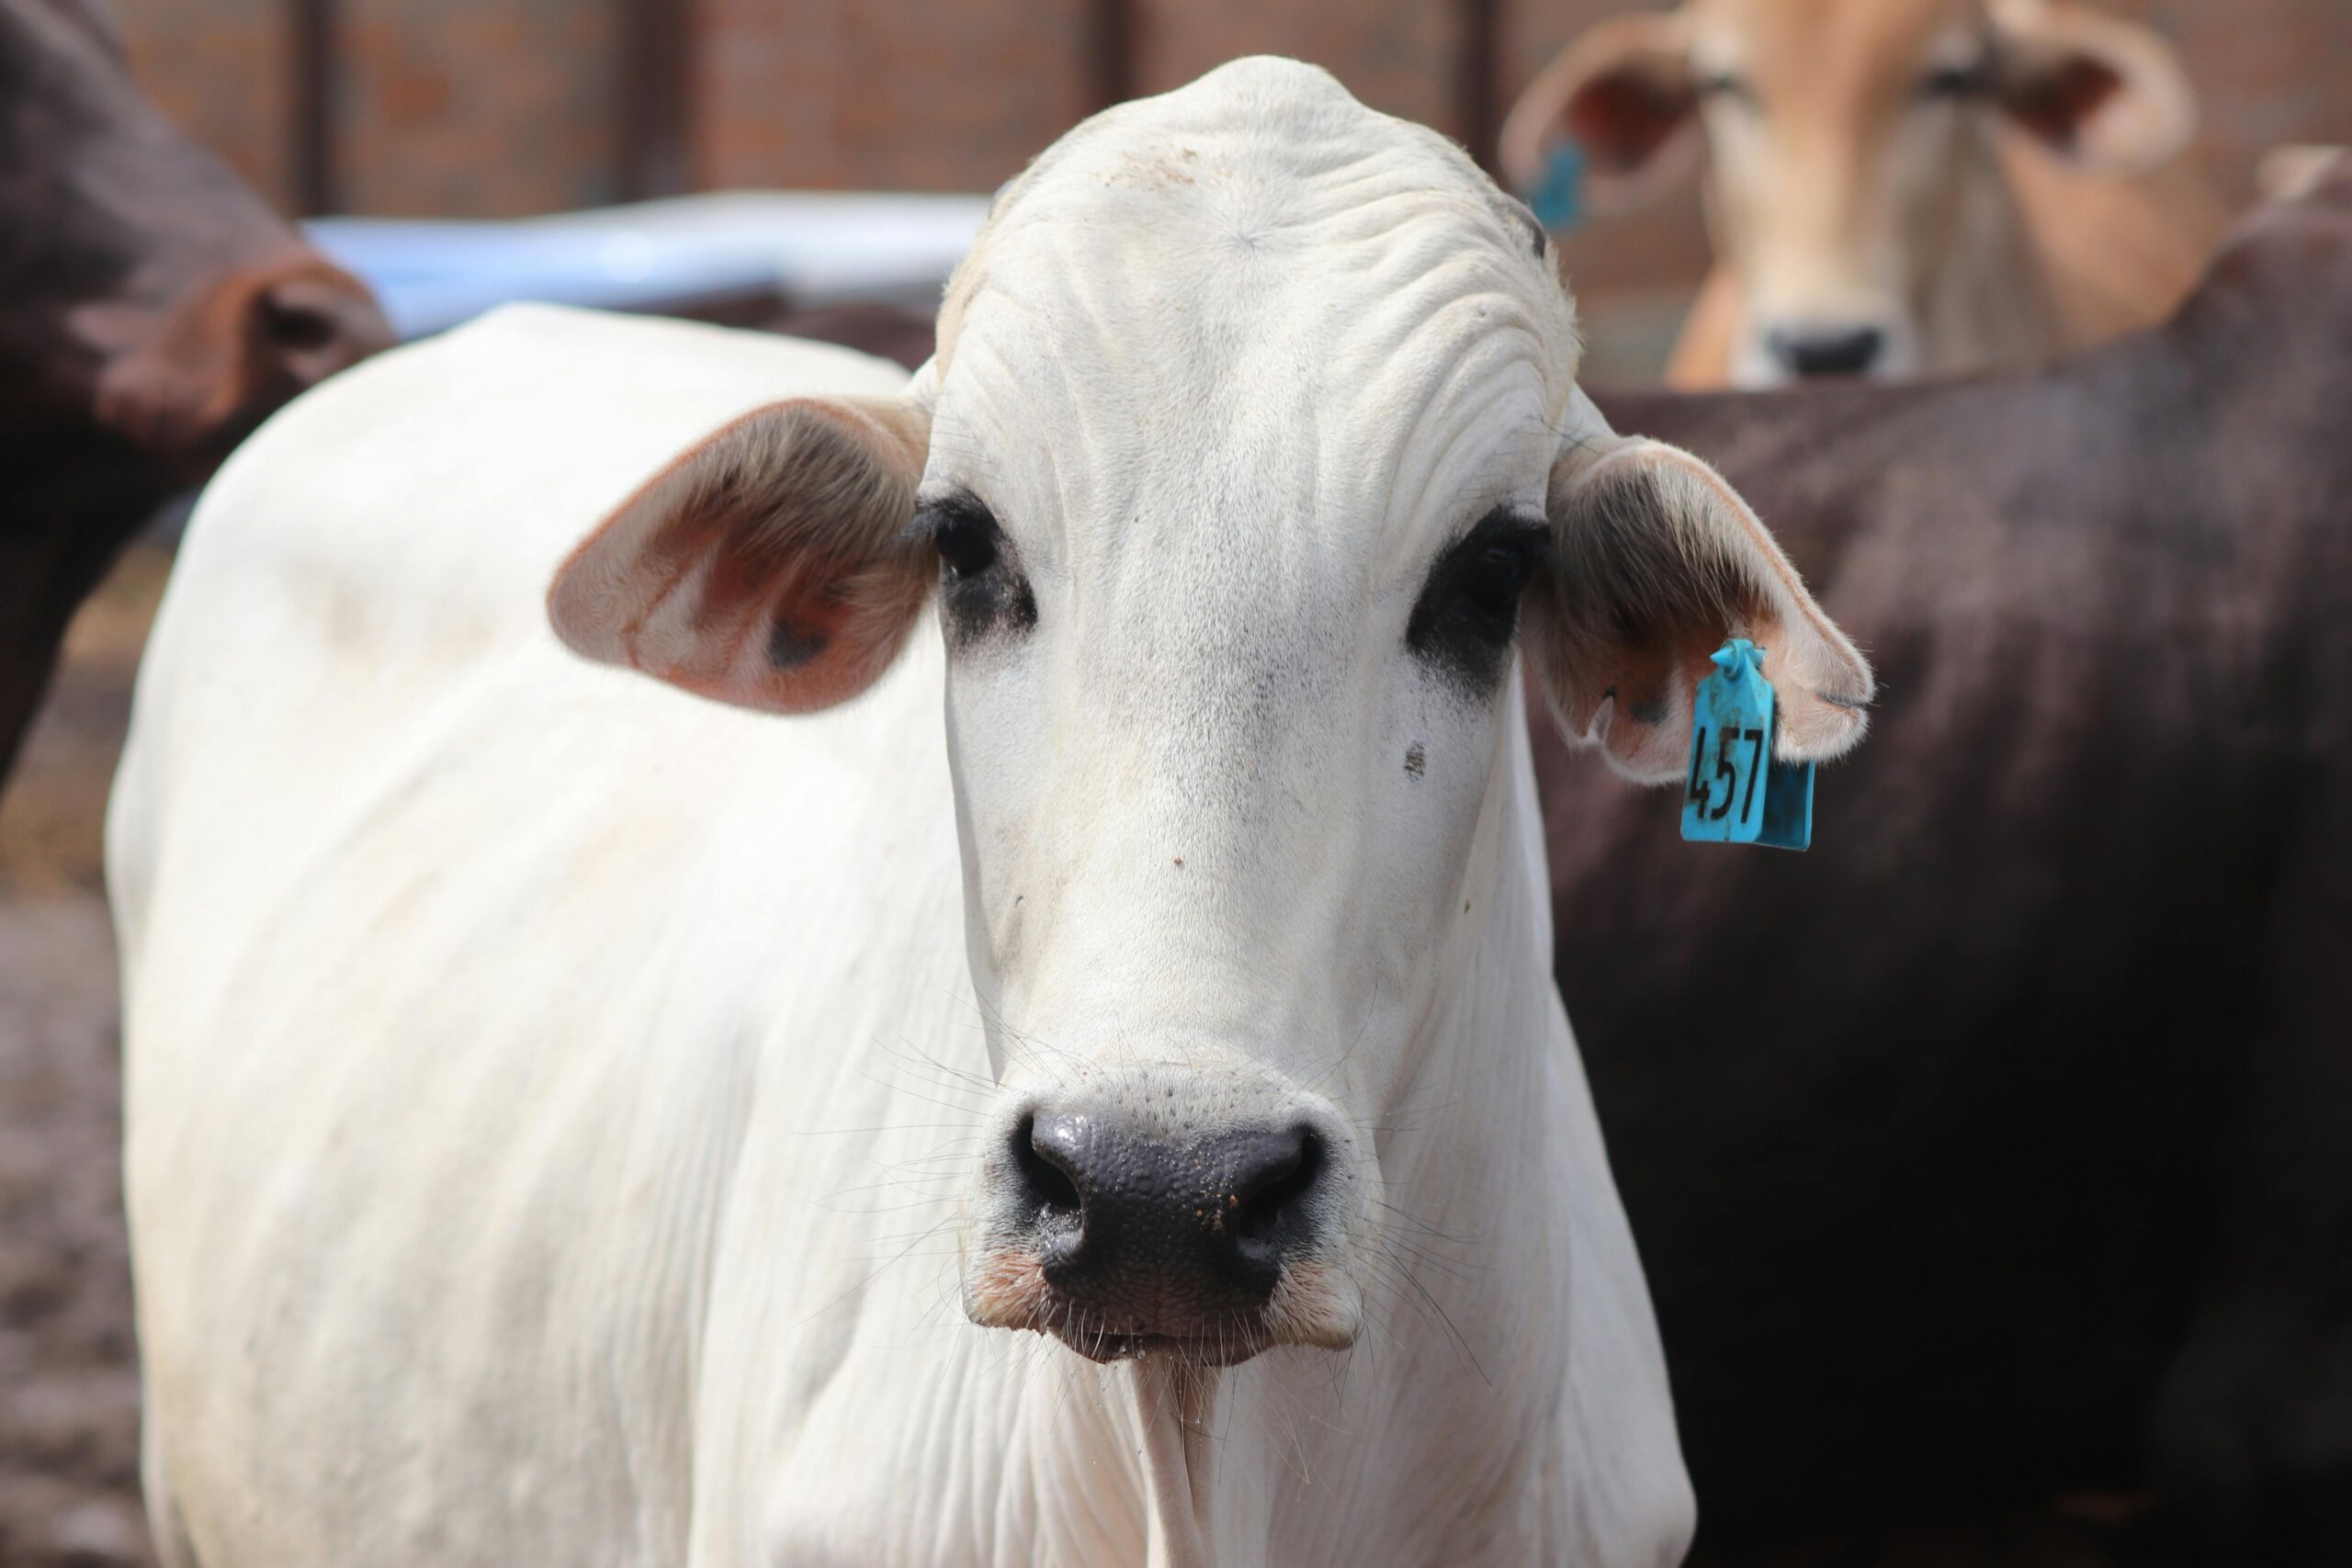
[243,265,396,391]
[1766,324,1886,378]
[1012,1111,1325,1314]
[105,260,394,461]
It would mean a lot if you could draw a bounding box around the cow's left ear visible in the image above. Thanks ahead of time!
[1990,0,2197,173]
[548,391,933,714]
[1523,397,1872,783]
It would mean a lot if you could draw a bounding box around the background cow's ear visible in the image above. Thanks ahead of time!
[1991,0,2197,173]
[1524,413,1872,784]
[548,396,933,714]
[1499,12,1701,216]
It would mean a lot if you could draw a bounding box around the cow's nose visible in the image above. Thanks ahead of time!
[245,265,395,390]
[102,259,394,462]
[1012,1111,1324,1314]
[1766,324,1885,378]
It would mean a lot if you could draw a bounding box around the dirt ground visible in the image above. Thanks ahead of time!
[0,546,167,1567]
[0,545,2129,1568]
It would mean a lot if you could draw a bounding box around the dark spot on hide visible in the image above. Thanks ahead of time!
[1405,741,1427,777]
[1509,198,1548,258]
[768,615,830,669]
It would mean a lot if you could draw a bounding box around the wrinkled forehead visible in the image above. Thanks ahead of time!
[1690,0,1991,89]
[930,62,1580,541]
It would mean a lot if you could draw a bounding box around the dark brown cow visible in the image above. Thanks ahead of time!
[1,0,390,782]
[1552,163,2352,1563]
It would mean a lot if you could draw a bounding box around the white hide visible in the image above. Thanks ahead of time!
[106,60,1777,1568]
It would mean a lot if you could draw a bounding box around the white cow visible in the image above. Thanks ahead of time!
[111,59,1871,1568]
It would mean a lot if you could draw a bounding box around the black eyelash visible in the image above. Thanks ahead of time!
[910,493,1001,581]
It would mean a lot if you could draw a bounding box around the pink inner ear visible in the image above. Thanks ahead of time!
[651,575,869,714]
[1576,628,1747,779]
[623,496,881,713]
[550,397,933,716]
[2008,56,2122,150]
[1568,72,1691,173]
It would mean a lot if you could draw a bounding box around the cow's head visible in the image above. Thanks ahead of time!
[1501,0,2197,383]
[552,59,1870,1367]
[0,0,391,470]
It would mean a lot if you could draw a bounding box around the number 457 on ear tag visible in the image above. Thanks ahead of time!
[1680,638,1815,852]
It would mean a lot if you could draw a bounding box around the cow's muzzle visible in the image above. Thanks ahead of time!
[966,1109,1357,1363]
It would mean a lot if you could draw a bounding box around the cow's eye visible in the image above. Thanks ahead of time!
[1407,513,1550,692]
[1460,544,1535,620]
[1696,72,1755,106]
[933,507,1000,582]
[917,492,1035,647]
[1917,62,1990,99]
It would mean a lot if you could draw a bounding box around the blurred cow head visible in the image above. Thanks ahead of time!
[0,0,393,782]
[1502,0,2198,384]
[1,0,390,465]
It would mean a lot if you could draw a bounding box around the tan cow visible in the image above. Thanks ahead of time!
[1502,0,2228,386]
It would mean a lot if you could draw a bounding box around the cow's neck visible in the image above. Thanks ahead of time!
[1919,137,2060,373]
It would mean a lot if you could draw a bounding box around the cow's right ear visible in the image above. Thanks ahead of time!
[548,394,933,714]
[1499,12,1700,216]
[1523,394,1872,783]
[1991,0,2197,173]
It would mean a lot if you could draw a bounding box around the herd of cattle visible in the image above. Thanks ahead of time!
[5,0,2347,1563]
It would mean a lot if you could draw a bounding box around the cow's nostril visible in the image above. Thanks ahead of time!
[1011,1113,1083,1222]
[259,291,339,354]
[1232,1126,1322,1250]
[1768,325,1886,378]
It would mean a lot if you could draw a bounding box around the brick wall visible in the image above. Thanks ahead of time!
[111,0,2352,273]
[695,0,1093,192]
[1132,0,1461,136]
[339,0,622,215]
[115,0,292,210]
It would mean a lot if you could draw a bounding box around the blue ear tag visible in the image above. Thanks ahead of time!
[1679,638,1815,852]
[1524,141,1588,231]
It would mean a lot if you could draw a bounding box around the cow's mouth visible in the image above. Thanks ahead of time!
[967,1241,1359,1363]
[1050,1325,1270,1367]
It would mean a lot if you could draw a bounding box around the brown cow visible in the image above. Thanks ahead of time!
[1548,166,2352,1561]
[1502,0,2229,385]
[1,0,390,783]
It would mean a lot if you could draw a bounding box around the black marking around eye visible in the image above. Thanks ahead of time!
[911,489,1036,649]
[1407,508,1554,696]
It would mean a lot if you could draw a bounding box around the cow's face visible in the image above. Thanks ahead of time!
[0,0,390,468]
[552,59,1871,1368]
[1499,0,2197,384]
